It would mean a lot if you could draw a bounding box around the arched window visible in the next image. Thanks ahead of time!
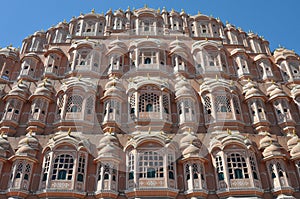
[227,153,249,179]
[52,154,74,180]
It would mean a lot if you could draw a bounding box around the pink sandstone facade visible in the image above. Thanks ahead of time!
[0,6,300,199]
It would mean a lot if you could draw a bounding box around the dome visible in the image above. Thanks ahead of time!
[259,134,277,150]
[104,77,125,98]
[180,130,201,152]
[0,135,12,158]
[267,83,287,100]
[242,81,264,100]
[273,47,298,63]
[262,142,283,158]
[32,78,55,99]
[290,141,300,158]
[0,46,19,59]
[97,132,121,158]
[175,77,195,98]
[182,144,200,157]
[291,84,300,99]
[97,132,119,150]
[7,80,30,99]
[16,132,39,157]
[287,134,299,151]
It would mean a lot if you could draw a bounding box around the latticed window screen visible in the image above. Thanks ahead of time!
[216,156,224,181]
[56,95,64,116]
[138,151,164,178]
[42,154,50,181]
[269,164,276,179]
[163,95,169,114]
[66,95,83,112]
[250,155,259,180]
[185,164,190,180]
[97,164,102,181]
[233,96,241,114]
[168,154,175,179]
[204,96,212,114]
[128,152,134,180]
[77,154,86,182]
[276,162,284,177]
[129,94,136,114]
[138,93,160,112]
[296,162,300,177]
[24,164,31,180]
[52,154,74,180]
[215,95,231,112]
[86,96,94,114]
[15,161,23,179]
[227,153,249,179]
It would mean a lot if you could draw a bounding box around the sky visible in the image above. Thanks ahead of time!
[0,0,299,54]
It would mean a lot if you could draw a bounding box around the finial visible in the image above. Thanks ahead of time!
[68,128,71,136]
[91,8,95,14]
[85,36,89,40]
[43,77,48,86]
[63,19,67,23]
[226,21,229,24]
[181,9,185,13]
[17,79,23,85]
[205,37,208,41]
[227,128,232,135]
[160,131,164,135]
[78,75,82,81]
[146,35,149,40]
[148,127,151,134]
[293,129,296,136]
[80,12,83,16]
[144,4,148,8]
[127,6,130,11]
[271,79,275,84]
[216,75,218,81]
[198,11,201,15]
[188,128,191,134]
[147,73,150,80]
[109,127,112,134]
[190,140,193,145]
[128,77,133,82]
[0,131,4,137]
[247,78,251,82]
[269,139,273,145]
[157,8,160,13]
[230,80,234,85]
[171,8,175,13]
[29,130,33,136]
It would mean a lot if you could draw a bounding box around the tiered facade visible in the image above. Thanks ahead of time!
[0,6,300,199]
